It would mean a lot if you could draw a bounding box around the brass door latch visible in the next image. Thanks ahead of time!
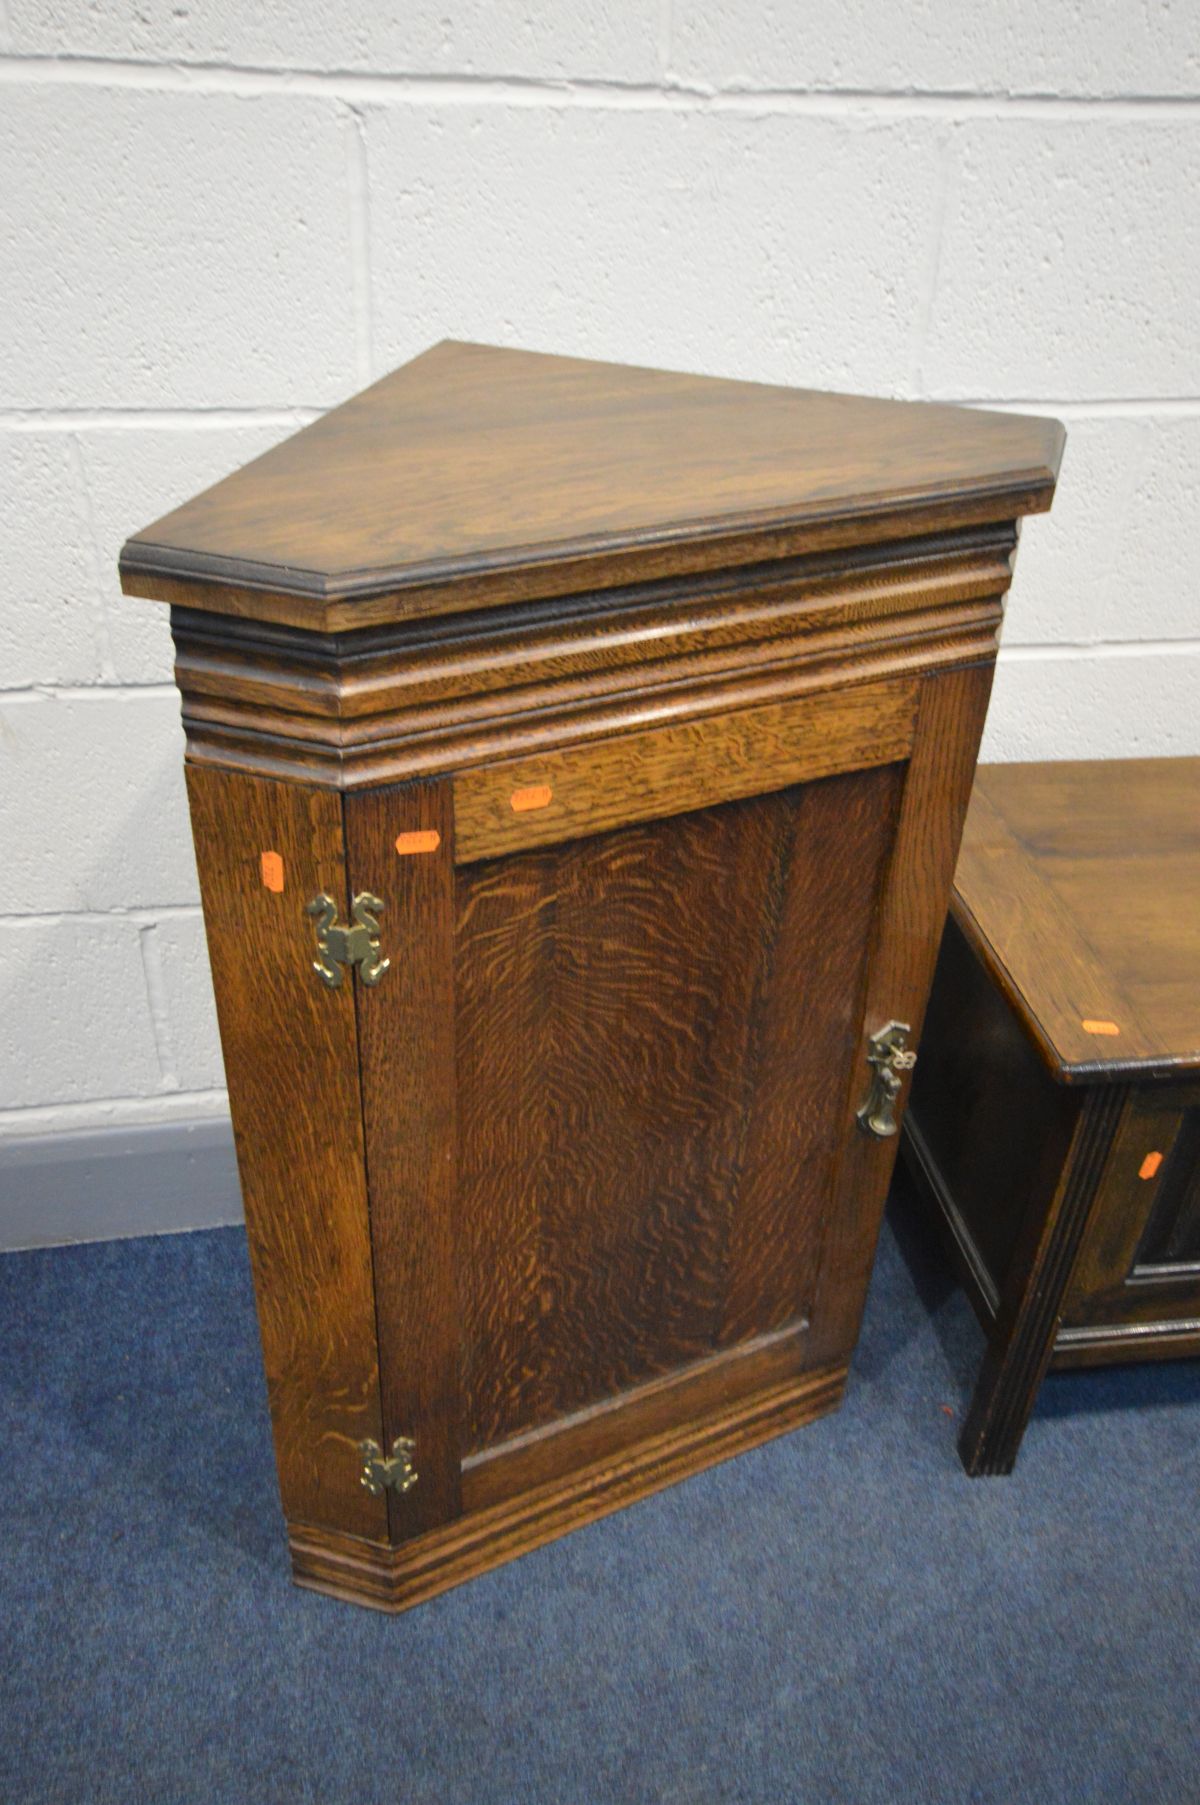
[359,1436,418,1496]
[856,1020,917,1139]
[306,892,389,989]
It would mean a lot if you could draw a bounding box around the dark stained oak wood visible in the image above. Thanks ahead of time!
[953,758,1200,1080]
[905,914,1078,1310]
[121,343,1062,1607]
[169,579,994,795]
[1064,1083,1200,1327]
[903,757,1200,1475]
[120,340,1062,632]
[185,767,387,1539]
[955,1085,1126,1476]
[455,796,786,1447]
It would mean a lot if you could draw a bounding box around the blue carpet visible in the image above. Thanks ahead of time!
[2,1176,1198,1805]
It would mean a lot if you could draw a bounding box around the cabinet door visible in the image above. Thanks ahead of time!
[346,663,991,1531]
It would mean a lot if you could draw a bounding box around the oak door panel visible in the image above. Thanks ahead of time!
[455,763,903,1454]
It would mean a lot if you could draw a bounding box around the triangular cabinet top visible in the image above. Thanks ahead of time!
[120,340,1064,633]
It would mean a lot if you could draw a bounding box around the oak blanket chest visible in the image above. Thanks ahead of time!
[903,757,1200,1474]
[119,342,1062,1610]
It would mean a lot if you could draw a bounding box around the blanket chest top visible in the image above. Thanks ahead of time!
[904,758,1200,1475]
[120,341,1062,1610]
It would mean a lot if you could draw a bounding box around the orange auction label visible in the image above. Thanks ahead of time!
[511,784,553,813]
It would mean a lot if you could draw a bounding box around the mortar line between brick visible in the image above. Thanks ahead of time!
[0,907,204,928]
[1,55,1198,115]
[135,919,182,1091]
[4,400,1200,434]
[909,126,955,394]
[1001,638,1200,661]
[0,407,322,430]
[345,104,374,385]
[0,682,181,702]
[657,0,673,83]
[1089,416,1157,632]
[948,398,1200,417]
[65,432,118,682]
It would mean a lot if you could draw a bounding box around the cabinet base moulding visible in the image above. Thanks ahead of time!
[288,1359,848,1614]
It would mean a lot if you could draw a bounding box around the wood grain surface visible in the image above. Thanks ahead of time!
[166,524,1012,794]
[956,1084,1126,1475]
[121,340,1062,630]
[452,675,915,862]
[721,764,905,1346]
[289,1358,848,1615]
[455,766,901,1454]
[953,758,1200,1078]
[141,346,1063,1601]
[185,766,387,1538]
[461,1319,811,1511]
[904,755,1200,1473]
[808,661,997,1370]
[343,778,462,1540]
[1063,1081,1200,1328]
[904,914,1078,1310]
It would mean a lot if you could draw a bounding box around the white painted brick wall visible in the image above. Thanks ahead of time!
[1,436,104,687]
[0,915,165,1106]
[5,0,664,81]
[77,422,300,681]
[923,120,1200,399]
[1,4,1197,1152]
[671,1,1200,97]
[365,109,946,393]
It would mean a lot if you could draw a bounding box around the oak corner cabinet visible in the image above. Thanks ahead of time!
[119,340,1062,1612]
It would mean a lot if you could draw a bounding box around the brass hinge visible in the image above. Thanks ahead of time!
[359,1436,418,1496]
[305,892,390,989]
[856,1020,917,1139]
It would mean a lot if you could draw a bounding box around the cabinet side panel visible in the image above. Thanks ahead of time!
[906,913,1077,1307]
[808,660,997,1369]
[185,765,387,1538]
[343,779,462,1539]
